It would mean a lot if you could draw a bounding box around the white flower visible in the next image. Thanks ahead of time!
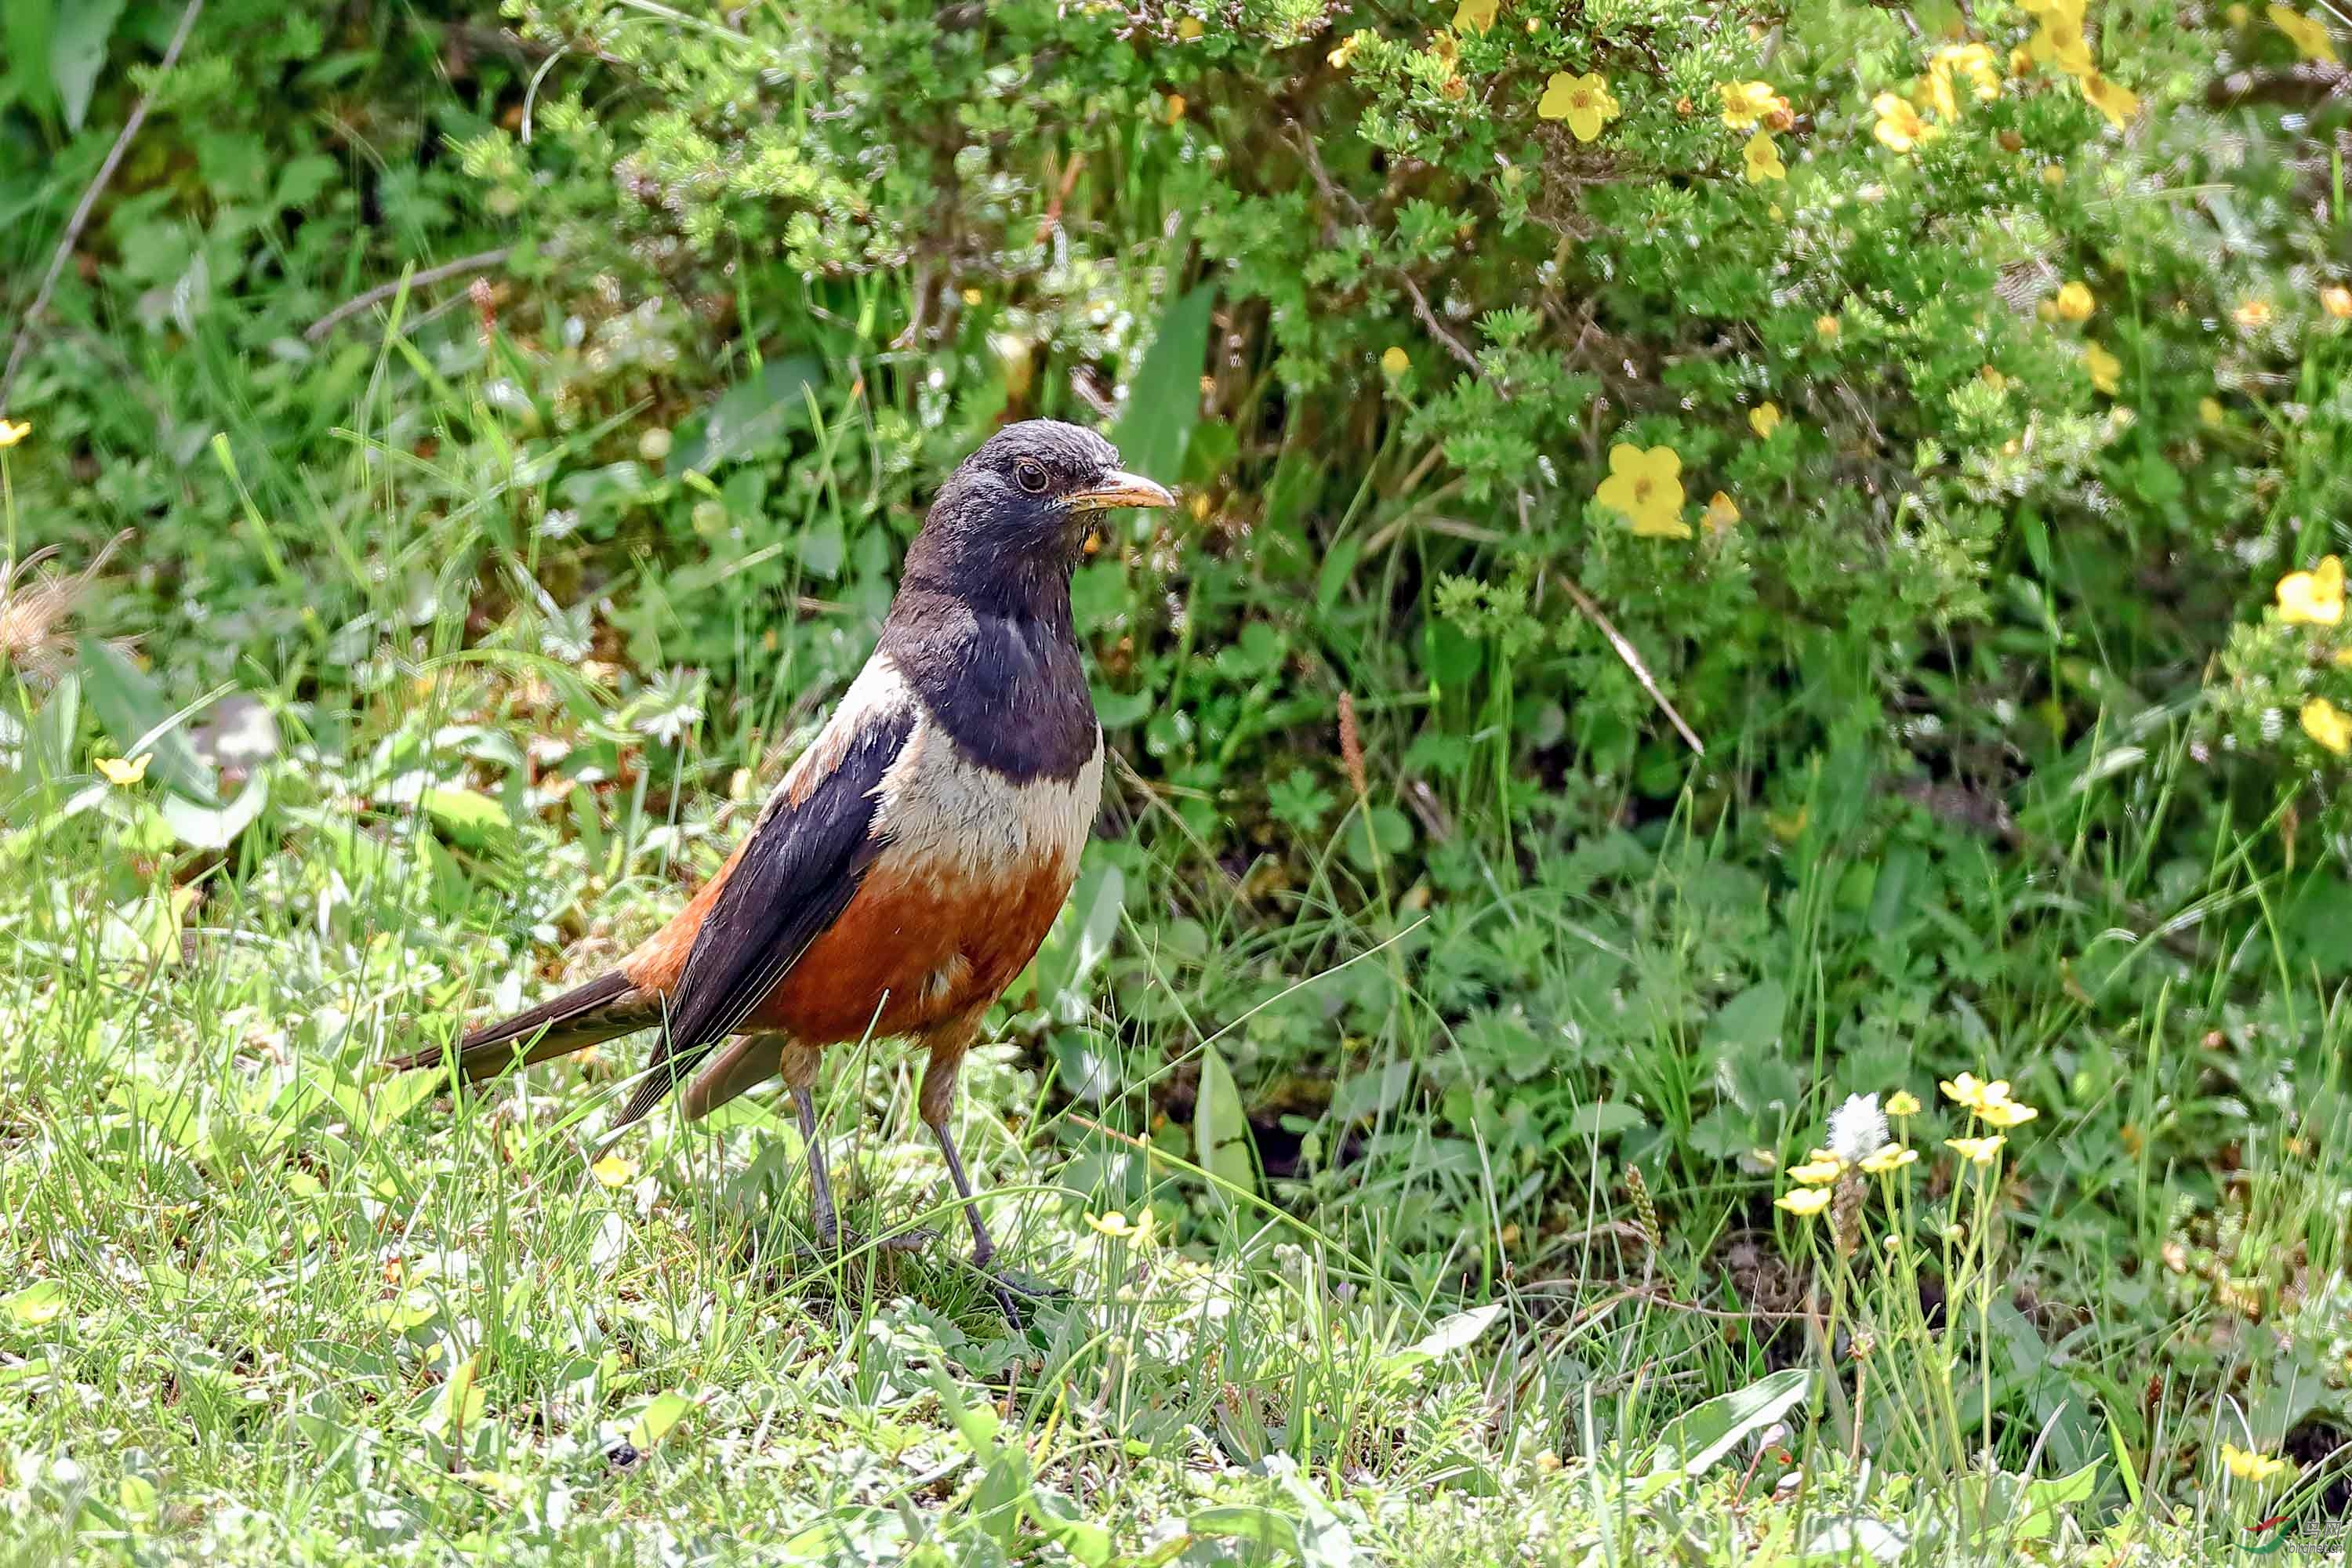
[1826,1094,1888,1165]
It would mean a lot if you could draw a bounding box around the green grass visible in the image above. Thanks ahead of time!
[10,2,2352,1560]
[0,336,2344,1561]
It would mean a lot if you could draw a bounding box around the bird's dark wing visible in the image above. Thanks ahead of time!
[612,709,913,1127]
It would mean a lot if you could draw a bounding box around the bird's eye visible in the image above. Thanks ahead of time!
[1014,459,1049,495]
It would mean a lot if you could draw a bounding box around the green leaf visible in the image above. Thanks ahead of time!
[673,357,822,473]
[3,0,57,119]
[419,787,511,849]
[1112,285,1214,489]
[628,1391,695,1450]
[1193,1041,1258,1202]
[1657,1367,1810,1478]
[158,772,267,849]
[370,1069,444,1134]
[1566,1099,1647,1140]
[1385,1304,1505,1373]
[49,0,122,131]
[7,1279,66,1327]
[1188,1504,1303,1557]
[77,641,220,806]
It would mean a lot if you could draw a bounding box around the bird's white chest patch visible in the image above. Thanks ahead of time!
[874,710,1102,887]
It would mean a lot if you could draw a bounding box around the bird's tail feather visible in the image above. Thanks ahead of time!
[386,971,655,1081]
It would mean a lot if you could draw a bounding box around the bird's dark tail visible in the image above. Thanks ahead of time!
[387,971,658,1081]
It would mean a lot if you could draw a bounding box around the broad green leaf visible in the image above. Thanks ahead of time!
[1112,285,1214,489]
[1385,1304,1505,1373]
[49,0,122,130]
[369,1069,444,1134]
[1188,1504,1302,1557]
[77,641,220,805]
[1658,1367,1810,1478]
[432,1354,485,1431]
[159,772,268,849]
[419,786,511,848]
[1566,1100,1646,1140]
[629,1391,695,1450]
[673,356,822,473]
[1193,1041,1257,1201]
[7,1279,66,1326]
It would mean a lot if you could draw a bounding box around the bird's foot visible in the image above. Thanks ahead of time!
[974,1264,1065,1327]
[800,1225,938,1265]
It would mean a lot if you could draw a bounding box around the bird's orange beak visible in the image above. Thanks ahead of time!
[1069,470,1176,512]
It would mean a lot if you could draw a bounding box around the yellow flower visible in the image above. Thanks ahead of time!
[2277,557,2346,626]
[1927,42,2001,119]
[1381,346,1410,377]
[1980,365,2008,391]
[2081,73,2140,129]
[2042,162,2067,187]
[1703,491,1741,533]
[1946,1134,2006,1165]
[1815,314,1841,339]
[1976,1098,2041,1128]
[1860,1143,1919,1174]
[2303,697,2352,756]
[2229,1,2252,20]
[1788,1153,1846,1185]
[2269,5,2339,60]
[2234,298,2275,329]
[1328,31,1363,67]
[1453,0,1497,34]
[96,753,152,787]
[2030,17,2096,78]
[1719,79,1789,130]
[1775,1187,1833,1216]
[2324,285,2352,319]
[1742,131,1786,183]
[1886,1090,1922,1117]
[2200,396,2226,426]
[2222,1443,2294,1483]
[591,1153,639,1188]
[1164,93,1186,123]
[1086,1209,1157,1243]
[1595,443,1688,538]
[1176,14,1205,39]
[1940,1073,2012,1112]
[2084,342,2122,395]
[0,418,27,448]
[2055,281,2096,322]
[1872,92,1936,153]
[1539,72,1620,142]
[1749,401,1784,437]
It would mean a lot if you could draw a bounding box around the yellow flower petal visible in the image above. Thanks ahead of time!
[2234,298,2275,329]
[1702,491,1741,533]
[1946,1134,2006,1165]
[1976,1098,2041,1128]
[2055,281,2096,321]
[1775,1187,1833,1216]
[1742,131,1786,183]
[2276,557,2346,626]
[0,418,27,448]
[1595,443,1687,538]
[1176,14,1205,38]
[1749,401,1783,437]
[2200,396,2227,426]
[1885,1090,1922,1117]
[1859,1143,1919,1174]
[1788,1156,1846,1185]
[1453,0,1497,35]
[2081,72,2140,129]
[1539,72,1620,142]
[2269,4,2339,60]
[2303,697,2352,756]
[96,753,152,788]
[2084,341,2122,395]
[1381,346,1410,377]
[1086,1210,1132,1236]
[591,1153,639,1188]
[1719,79,1789,130]
[1815,314,1841,339]
[1872,92,1938,153]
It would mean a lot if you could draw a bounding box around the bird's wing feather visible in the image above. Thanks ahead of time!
[612,707,913,1127]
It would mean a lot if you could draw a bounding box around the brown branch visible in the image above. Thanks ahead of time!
[304,248,515,343]
[1,0,206,411]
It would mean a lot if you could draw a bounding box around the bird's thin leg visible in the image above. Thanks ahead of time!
[793,1082,841,1252]
[919,1036,993,1267]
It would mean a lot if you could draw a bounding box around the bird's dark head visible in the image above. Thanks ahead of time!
[902,420,1174,617]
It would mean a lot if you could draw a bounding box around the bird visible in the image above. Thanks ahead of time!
[388,419,1174,1312]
